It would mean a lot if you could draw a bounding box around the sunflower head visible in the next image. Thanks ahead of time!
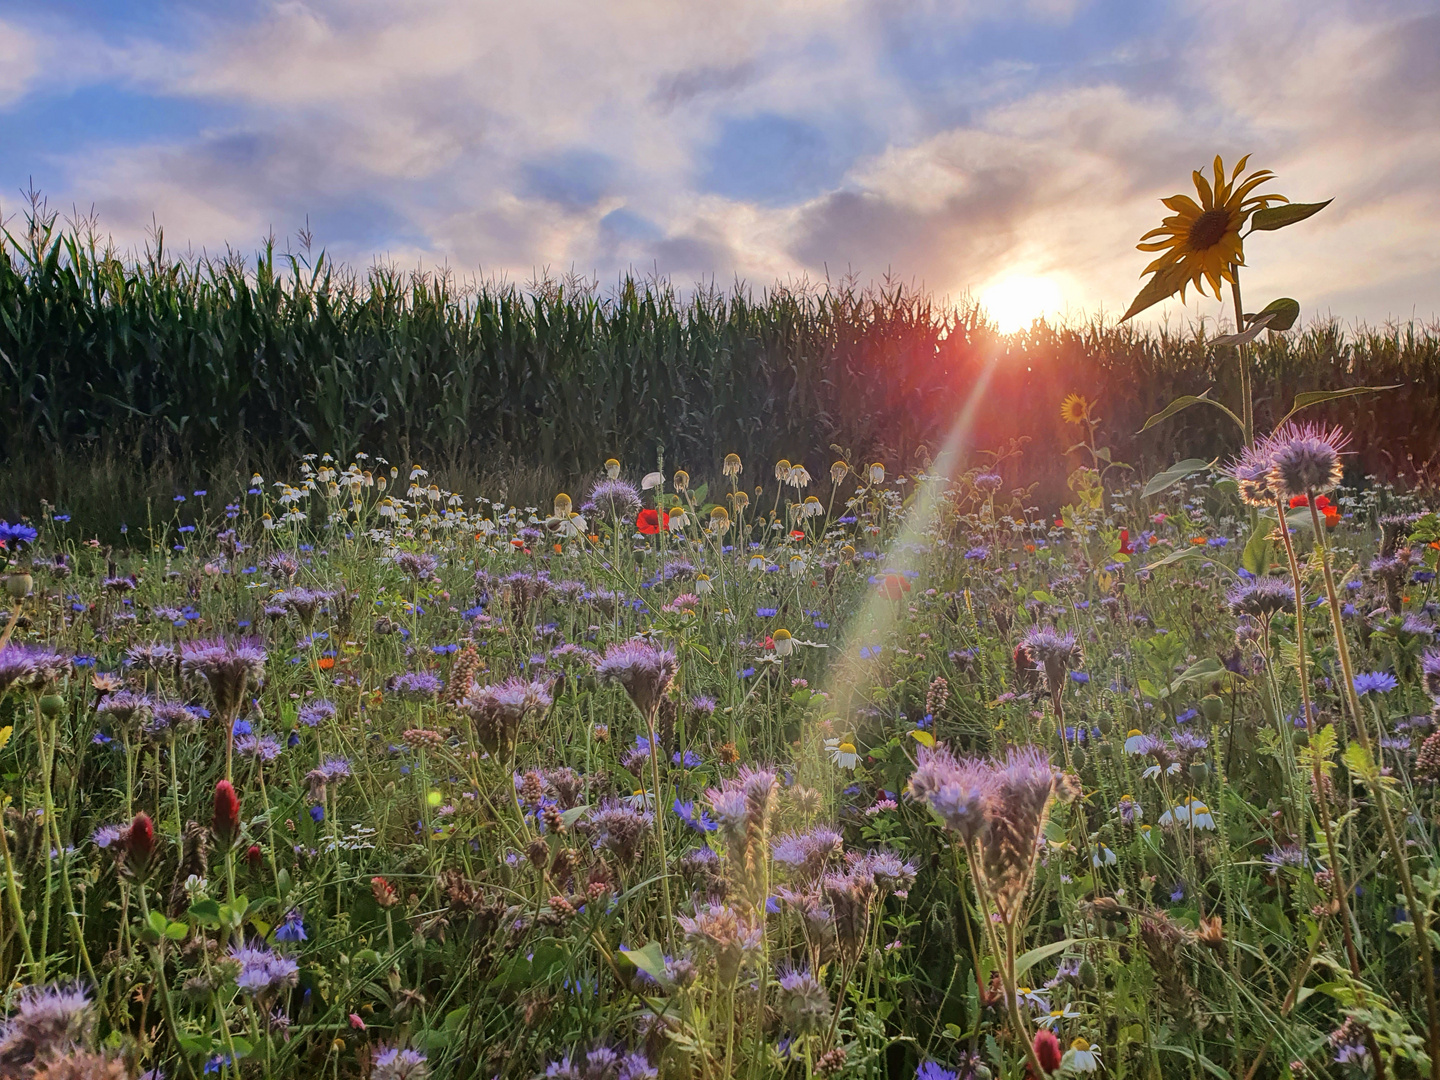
[1060,393,1090,425]
[1123,155,1288,320]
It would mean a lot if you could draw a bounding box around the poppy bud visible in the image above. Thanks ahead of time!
[213,779,241,847]
[125,813,155,876]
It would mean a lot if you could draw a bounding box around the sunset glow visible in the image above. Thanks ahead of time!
[977,275,1066,334]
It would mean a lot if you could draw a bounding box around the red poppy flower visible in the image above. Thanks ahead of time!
[789,530,805,540]
[879,573,911,600]
[636,508,670,535]
[1119,528,1134,555]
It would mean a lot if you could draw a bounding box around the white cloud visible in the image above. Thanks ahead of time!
[0,19,40,106]
[3,0,1436,325]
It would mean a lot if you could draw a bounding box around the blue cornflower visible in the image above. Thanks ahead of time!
[673,799,717,833]
[274,909,307,943]
[1353,671,1398,696]
[310,805,325,824]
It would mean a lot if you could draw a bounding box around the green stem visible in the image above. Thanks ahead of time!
[1308,494,1440,1077]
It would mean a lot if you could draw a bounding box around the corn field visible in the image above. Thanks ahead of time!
[2,208,1439,529]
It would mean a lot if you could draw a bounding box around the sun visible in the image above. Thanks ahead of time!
[978,275,1065,334]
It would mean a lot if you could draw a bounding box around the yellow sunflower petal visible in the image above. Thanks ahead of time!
[1192,170,1214,209]
[1161,194,1202,215]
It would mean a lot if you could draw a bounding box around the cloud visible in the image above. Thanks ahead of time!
[0,20,40,107]
[0,0,1435,325]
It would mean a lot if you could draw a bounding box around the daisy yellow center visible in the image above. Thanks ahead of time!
[838,742,856,754]
[1186,208,1232,251]
[1071,1038,1092,1051]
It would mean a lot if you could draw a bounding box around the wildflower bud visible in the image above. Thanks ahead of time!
[39,694,66,718]
[5,572,32,599]
[1033,1029,1063,1075]
[815,1047,847,1078]
[1078,957,1097,989]
[372,876,399,908]
[1200,694,1224,723]
[246,844,262,871]
[542,805,566,835]
[1070,746,1087,770]
[1189,762,1210,785]
[586,880,611,903]
[549,895,576,919]
[527,837,549,870]
[125,812,155,875]
[212,780,241,848]
[1097,715,1113,735]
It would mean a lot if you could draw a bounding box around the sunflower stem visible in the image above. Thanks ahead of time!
[1229,271,1254,448]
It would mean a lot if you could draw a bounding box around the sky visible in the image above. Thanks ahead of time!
[1,0,1437,331]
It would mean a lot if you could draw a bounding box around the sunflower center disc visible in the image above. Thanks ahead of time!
[1187,208,1232,251]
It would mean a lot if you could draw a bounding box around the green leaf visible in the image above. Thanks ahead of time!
[188,898,222,928]
[1156,1045,1232,1080]
[1142,458,1212,498]
[1121,268,1184,322]
[1210,310,1278,347]
[1144,546,1200,571]
[1252,297,1300,332]
[229,1036,254,1059]
[1250,199,1332,232]
[691,482,708,506]
[1138,389,1243,435]
[1409,513,1440,545]
[1015,938,1074,980]
[176,1032,214,1058]
[1275,384,1402,428]
[1344,743,1378,783]
[1241,527,1271,576]
[148,909,170,935]
[618,941,670,986]
[1167,657,1226,696]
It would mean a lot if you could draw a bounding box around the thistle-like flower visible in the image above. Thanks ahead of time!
[775,963,831,1035]
[594,640,677,721]
[588,800,654,869]
[0,644,70,695]
[0,982,95,1069]
[1019,626,1083,693]
[772,826,844,881]
[907,744,993,844]
[96,691,151,730]
[373,1046,429,1080]
[1226,577,1295,619]
[589,479,643,521]
[978,747,1058,921]
[676,903,762,985]
[1265,421,1349,498]
[1229,442,1277,507]
[180,637,266,720]
[462,677,553,756]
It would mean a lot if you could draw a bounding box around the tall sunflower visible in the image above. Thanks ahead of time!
[1123,155,1287,320]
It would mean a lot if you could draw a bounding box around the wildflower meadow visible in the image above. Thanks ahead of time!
[1,159,1438,1080]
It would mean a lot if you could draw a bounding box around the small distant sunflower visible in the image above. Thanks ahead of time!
[1060,393,1090,425]
[1127,155,1287,318]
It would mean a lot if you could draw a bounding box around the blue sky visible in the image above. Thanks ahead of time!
[1,0,1436,329]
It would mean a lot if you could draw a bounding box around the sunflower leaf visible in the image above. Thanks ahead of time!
[1120,270,1183,322]
[1210,311,1277,347]
[1142,458,1213,498]
[1275,384,1402,428]
[1250,199,1333,232]
[1138,390,1244,435]
[1252,297,1300,332]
